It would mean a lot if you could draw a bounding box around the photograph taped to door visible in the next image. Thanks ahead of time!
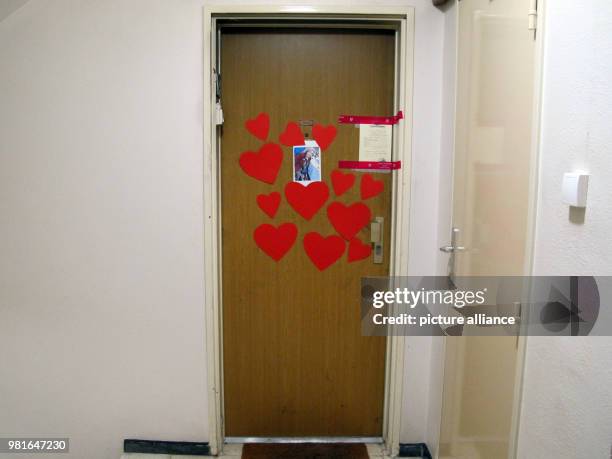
[293,145,322,184]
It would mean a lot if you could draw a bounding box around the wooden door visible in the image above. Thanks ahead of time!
[220,28,396,437]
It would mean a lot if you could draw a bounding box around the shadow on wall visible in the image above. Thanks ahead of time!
[569,206,586,224]
[432,0,453,11]
[0,0,31,23]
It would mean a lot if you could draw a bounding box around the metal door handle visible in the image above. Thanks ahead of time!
[439,245,465,253]
[371,217,383,264]
[441,227,464,280]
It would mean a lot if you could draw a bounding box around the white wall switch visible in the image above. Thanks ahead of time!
[562,172,589,207]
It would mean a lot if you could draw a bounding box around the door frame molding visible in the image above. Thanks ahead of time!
[202,6,415,456]
[511,0,548,457]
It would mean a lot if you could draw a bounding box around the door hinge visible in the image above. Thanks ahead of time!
[213,68,223,125]
[528,0,538,33]
[213,68,222,100]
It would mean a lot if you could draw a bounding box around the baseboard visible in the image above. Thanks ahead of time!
[398,442,432,459]
[123,439,211,456]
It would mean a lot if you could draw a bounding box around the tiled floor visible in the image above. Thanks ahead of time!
[120,443,401,458]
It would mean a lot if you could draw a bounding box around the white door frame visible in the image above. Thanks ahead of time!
[202,5,415,456]
[510,0,548,457]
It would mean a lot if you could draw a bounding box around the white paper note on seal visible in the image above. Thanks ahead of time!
[358,124,392,161]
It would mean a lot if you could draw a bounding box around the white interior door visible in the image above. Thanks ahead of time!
[439,0,537,458]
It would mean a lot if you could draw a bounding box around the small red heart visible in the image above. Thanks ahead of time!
[360,173,384,200]
[256,192,281,218]
[348,237,372,262]
[312,124,337,150]
[284,181,329,220]
[327,201,372,241]
[331,169,355,196]
[245,112,270,141]
[303,232,346,271]
[253,222,297,261]
[239,143,283,184]
[279,122,305,147]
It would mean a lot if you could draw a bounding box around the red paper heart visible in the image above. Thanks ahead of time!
[239,143,283,184]
[331,169,355,196]
[360,173,384,200]
[279,121,305,147]
[245,112,270,141]
[284,181,329,220]
[253,223,297,261]
[348,237,372,262]
[303,232,346,271]
[256,192,281,218]
[312,123,337,150]
[327,201,372,241]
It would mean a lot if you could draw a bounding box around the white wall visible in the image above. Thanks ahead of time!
[517,1,612,458]
[0,2,208,458]
[0,1,448,457]
[401,0,450,445]
[424,2,457,457]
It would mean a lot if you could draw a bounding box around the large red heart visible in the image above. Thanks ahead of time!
[331,169,355,196]
[278,121,305,147]
[284,181,329,220]
[312,123,337,150]
[256,192,281,218]
[327,201,372,241]
[360,173,384,200]
[239,143,283,184]
[348,237,372,262]
[253,223,297,261]
[245,112,270,141]
[303,232,346,271]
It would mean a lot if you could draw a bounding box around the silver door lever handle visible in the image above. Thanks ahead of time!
[439,245,465,253]
[443,227,464,280]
